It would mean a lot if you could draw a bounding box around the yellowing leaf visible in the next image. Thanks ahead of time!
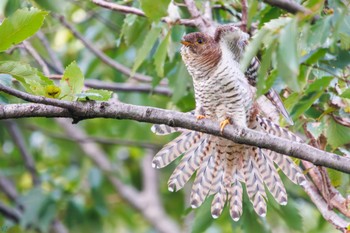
[0,61,53,95]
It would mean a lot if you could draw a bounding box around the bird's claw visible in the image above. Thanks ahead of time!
[196,115,206,121]
[219,119,231,133]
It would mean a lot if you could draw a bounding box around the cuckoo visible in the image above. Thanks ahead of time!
[151,25,305,221]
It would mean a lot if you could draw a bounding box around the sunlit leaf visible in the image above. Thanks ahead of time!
[154,30,170,77]
[140,0,171,21]
[277,18,300,92]
[327,168,342,187]
[0,61,53,95]
[132,24,162,74]
[340,88,350,99]
[0,8,48,52]
[326,117,350,148]
[60,61,84,101]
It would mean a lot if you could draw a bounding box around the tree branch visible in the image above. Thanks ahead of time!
[91,0,197,27]
[1,85,350,174]
[263,0,312,14]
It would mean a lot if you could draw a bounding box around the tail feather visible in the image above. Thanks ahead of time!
[257,149,287,205]
[151,124,181,135]
[190,137,217,208]
[168,136,209,192]
[152,131,202,169]
[244,147,267,217]
[268,150,306,185]
[265,88,294,125]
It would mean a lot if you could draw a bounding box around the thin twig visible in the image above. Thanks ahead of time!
[5,120,40,186]
[92,0,197,27]
[240,0,248,32]
[26,124,162,150]
[36,31,64,73]
[51,13,166,84]
[22,41,50,76]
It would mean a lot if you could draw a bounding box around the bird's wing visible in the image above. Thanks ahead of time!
[214,24,294,125]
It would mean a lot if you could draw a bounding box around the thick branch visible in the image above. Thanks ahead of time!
[1,85,350,174]
[263,0,312,14]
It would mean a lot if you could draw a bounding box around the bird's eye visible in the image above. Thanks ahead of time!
[197,38,203,44]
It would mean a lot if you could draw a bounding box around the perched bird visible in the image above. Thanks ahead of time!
[152,25,305,221]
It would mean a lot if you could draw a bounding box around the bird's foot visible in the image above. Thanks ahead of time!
[219,118,231,133]
[196,115,206,121]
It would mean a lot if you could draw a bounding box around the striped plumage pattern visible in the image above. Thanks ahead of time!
[151,25,305,221]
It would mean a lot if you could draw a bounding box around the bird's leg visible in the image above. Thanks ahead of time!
[219,118,232,133]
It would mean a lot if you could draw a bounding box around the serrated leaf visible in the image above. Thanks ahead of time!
[0,8,48,52]
[256,41,277,96]
[326,117,350,148]
[154,30,170,77]
[291,76,333,119]
[277,18,300,92]
[0,61,53,95]
[60,61,84,101]
[132,24,162,74]
[140,0,171,21]
[76,89,112,101]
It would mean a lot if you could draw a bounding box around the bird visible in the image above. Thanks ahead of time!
[151,25,305,221]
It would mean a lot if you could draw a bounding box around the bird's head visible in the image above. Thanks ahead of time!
[180,32,215,56]
[180,32,221,70]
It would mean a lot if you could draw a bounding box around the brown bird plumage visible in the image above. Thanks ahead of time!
[152,25,305,221]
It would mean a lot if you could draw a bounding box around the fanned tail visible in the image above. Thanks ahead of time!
[152,131,202,168]
[168,135,211,192]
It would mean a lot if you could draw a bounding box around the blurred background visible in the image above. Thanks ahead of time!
[0,0,349,232]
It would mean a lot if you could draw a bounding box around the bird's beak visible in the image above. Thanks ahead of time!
[181,40,191,46]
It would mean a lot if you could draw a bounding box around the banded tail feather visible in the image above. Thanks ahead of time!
[151,114,306,221]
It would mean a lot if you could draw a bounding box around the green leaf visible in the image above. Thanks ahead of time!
[278,202,303,232]
[60,61,84,101]
[256,41,277,96]
[340,88,350,99]
[76,89,112,101]
[0,61,53,95]
[339,32,350,50]
[154,30,170,77]
[132,24,162,74]
[240,28,268,71]
[277,18,300,92]
[291,76,333,119]
[326,117,350,148]
[327,168,342,187]
[191,198,213,233]
[0,8,48,52]
[140,0,171,21]
[306,122,325,139]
